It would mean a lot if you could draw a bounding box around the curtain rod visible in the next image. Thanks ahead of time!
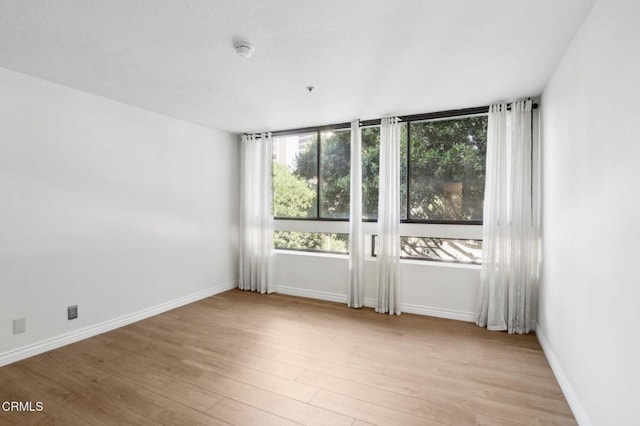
[249,100,538,137]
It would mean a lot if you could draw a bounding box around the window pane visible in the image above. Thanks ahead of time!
[274,231,349,254]
[273,133,318,218]
[408,116,487,221]
[362,126,379,219]
[400,237,481,263]
[400,122,408,220]
[362,123,407,220]
[320,129,351,218]
[372,236,482,263]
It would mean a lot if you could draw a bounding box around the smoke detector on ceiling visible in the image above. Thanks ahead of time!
[234,42,254,59]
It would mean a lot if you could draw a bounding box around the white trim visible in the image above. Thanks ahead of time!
[274,250,348,260]
[401,303,475,322]
[277,286,348,304]
[276,286,474,322]
[536,325,591,426]
[363,297,377,308]
[0,280,238,367]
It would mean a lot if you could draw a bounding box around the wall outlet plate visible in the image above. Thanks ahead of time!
[13,318,26,334]
[68,305,78,320]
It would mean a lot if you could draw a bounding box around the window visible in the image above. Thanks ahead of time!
[272,129,352,219]
[372,236,482,264]
[273,132,317,218]
[359,115,487,223]
[407,116,487,222]
[361,124,409,220]
[320,129,351,218]
[361,126,379,219]
[274,231,349,254]
[272,108,487,259]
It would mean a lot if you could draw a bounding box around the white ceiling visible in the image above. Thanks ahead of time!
[0,0,595,134]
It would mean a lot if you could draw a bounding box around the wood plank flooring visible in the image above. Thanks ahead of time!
[0,289,576,425]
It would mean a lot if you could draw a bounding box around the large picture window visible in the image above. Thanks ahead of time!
[361,126,380,219]
[272,108,487,260]
[320,129,351,218]
[272,132,317,218]
[342,116,487,223]
[272,129,353,219]
[407,116,487,223]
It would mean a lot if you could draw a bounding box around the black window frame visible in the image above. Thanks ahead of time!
[273,127,352,221]
[404,113,488,225]
[272,105,491,225]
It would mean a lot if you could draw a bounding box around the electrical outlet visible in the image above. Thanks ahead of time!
[13,318,26,334]
[67,305,78,320]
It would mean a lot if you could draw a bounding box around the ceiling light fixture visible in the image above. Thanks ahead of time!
[234,42,254,59]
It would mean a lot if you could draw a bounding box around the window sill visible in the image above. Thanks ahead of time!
[274,249,348,259]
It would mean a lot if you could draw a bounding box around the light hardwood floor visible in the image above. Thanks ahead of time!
[0,289,576,425]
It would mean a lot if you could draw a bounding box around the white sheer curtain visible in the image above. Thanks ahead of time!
[476,100,538,334]
[239,133,275,294]
[376,117,401,315]
[348,120,364,308]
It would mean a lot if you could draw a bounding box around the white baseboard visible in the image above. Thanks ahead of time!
[363,297,377,309]
[0,280,238,367]
[276,285,474,322]
[536,325,591,426]
[401,303,475,322]
[276,286,349,304]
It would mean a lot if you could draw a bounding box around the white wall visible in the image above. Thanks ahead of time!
[275,254,480,322]
[274,220,481,320]
[539,0,640,424]
[0,67,239,363]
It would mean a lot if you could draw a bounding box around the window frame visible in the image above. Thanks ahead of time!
[273,127,352,221]
[272,105,489,225]
[404,113,488,225]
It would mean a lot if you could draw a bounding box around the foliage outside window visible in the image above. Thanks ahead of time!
[271,112,486,258]
[273,129,356,219]
[273,133,317,218]
[274,231,349,254]
[361,126,379,219]
[319,129,351,218]
[408,116,487,222]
